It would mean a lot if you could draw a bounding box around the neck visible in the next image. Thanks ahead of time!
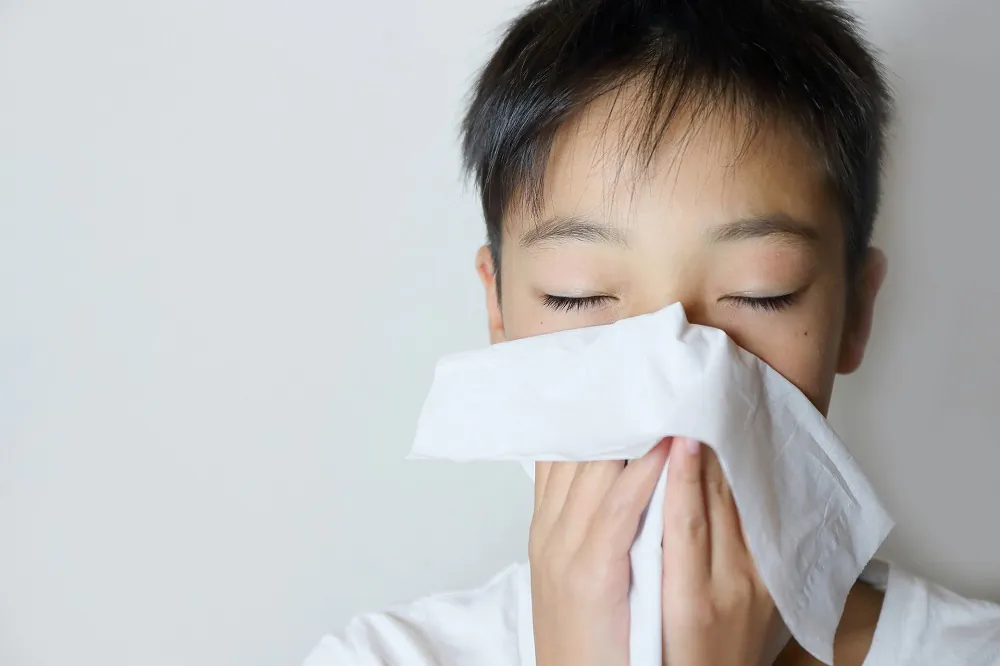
[774,581,884,666]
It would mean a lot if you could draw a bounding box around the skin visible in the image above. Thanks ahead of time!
[475,90,888,665]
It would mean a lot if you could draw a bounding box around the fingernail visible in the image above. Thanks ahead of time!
[684,438,700,455]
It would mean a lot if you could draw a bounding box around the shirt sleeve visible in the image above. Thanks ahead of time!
[301,563,530,666]
[862,565,1000,666]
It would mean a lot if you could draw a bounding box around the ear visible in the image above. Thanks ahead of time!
[837,247,888,375]
[476,245,506,344]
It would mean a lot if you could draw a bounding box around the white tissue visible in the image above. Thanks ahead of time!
[410,303,893,665]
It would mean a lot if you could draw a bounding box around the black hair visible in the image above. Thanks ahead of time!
[461,0,892,286]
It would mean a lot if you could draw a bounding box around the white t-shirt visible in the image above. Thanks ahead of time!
[304,561,1000,665]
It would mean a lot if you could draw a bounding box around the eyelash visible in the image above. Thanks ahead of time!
[542,294,615,312]
[541,293,799,313]
[724,293,799,312]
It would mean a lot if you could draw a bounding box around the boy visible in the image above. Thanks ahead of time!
[308,0,1000,664]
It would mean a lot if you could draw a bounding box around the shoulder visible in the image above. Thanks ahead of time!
[303,563,532,666]
[776,561,1000,666]
[861,561,1000,666]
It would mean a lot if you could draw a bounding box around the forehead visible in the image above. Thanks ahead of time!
[504,88,843,247]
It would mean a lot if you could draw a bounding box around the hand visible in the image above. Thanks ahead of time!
[529,441,670,666]
[662,438,779,666]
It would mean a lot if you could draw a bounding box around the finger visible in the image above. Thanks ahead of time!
[531,461,580,545]
[703,447,748,575]
[533,461,551,513]
[534,461,579,522]
[587,439,670,558]
[560,460,626,542]
[663,437,710,596]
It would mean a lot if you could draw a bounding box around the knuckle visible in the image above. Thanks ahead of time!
[596,490,634,526]
[670,597,718,629]
[716,569,766,610]
[705,472,727,497]
[603,494,633,521]
[729,571,758,601]
[680,511,707,538]
[727,568,770,606]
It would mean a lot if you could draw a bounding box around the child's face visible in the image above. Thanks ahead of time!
[476,94,886,415]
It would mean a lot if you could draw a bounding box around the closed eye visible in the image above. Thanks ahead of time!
[724,293,798,312]
[542,294,615,312]
[543,293,796,313]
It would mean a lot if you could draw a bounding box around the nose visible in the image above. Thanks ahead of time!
[624,290,707,326]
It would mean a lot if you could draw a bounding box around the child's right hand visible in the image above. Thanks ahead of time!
[528,440,670,666]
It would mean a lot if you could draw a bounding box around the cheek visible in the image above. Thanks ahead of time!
[730,315,843,413]
[496,280,545,341]
[499,302,573,340]
[498,254,554,341]
[767,332,835,409]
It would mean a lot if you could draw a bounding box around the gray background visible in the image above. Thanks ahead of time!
[1,0,997,664]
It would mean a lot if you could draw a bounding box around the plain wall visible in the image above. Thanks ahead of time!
[1,0,997,664]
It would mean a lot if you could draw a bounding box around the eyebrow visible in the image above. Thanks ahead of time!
[709,214,821,245]
[518,212,820,249]
[520,216,629,249]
